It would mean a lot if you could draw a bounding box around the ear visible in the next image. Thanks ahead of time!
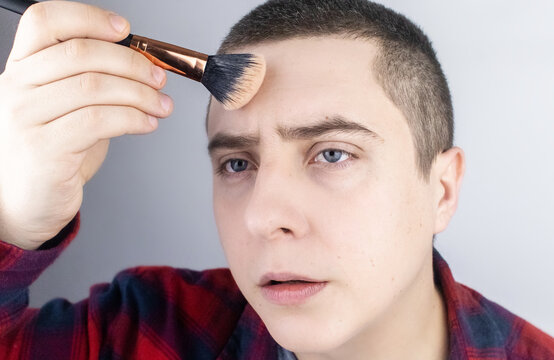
[432,146,466,234]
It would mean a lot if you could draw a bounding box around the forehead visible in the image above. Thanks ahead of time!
[207,37,405,139]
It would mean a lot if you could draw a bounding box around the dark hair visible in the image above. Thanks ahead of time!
[216,0,453,178]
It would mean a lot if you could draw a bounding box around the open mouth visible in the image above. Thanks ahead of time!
[268,280,314,285]
[258,272,323,287]
[260,278,328,305]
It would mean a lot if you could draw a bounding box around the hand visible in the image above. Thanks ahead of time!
[0,1,173,249]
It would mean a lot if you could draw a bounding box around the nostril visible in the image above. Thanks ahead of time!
[280,227,291,234]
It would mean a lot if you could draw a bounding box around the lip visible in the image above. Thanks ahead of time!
[258,272,327,306]
[261,281,327,305]
[258,272,322,286]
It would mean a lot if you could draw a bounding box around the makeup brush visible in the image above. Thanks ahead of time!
[0,0,266,110]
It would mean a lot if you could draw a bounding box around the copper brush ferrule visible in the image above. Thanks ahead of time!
[129,35,208,82]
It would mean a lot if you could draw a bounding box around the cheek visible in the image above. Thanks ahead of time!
[213,186,252,270]
[213,177,251,233]
[313,161,434,283]
[306,167,398,251]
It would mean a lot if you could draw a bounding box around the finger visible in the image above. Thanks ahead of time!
[11,38,166,89]
[43,105,159,154]
[79,139,110,183]
[8,1,129,62]
[20,72,173,125]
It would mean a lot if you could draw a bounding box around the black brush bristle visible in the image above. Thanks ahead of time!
[201,53,265,110]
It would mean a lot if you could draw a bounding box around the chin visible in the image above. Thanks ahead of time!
[261,310,352,354]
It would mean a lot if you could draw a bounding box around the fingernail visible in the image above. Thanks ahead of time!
[152,65,165,86]
[109,13,127,33]
[160,93,173,113]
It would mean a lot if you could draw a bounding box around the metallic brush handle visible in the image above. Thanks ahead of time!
[129,35,208,82]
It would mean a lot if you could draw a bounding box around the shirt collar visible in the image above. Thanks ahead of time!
[433,247,473,360]
[433,248,510,360]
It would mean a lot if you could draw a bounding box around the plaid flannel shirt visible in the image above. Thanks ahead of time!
[1,212,552,359]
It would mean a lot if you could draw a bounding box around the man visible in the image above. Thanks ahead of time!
[0,0,552,359]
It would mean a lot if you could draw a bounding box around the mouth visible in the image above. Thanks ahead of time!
[258,273,328,305]
[267,280,314,285]
[258,272,324,287]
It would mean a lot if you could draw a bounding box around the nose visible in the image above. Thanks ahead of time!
[244,163,310,241]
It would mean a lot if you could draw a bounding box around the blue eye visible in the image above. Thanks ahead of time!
[315,149,350,163]
[225,159,249,173]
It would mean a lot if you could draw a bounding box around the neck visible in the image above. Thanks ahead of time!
[296,250,448,360]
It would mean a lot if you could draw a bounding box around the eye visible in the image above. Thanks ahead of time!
[224,159,249,173]
[314,149,351,164]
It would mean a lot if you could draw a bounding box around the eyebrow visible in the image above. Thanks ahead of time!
[207,115,381,156]
[277,116,380,141]
[207,134,259,155]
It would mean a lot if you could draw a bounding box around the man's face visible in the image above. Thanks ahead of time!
[207,38,441,353]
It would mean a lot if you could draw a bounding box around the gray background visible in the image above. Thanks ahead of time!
[1,0,552,335]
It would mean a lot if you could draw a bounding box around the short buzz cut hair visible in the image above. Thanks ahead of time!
[215,0,454,179]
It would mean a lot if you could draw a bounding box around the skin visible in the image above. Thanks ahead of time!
[207,37,465,360]
[0,2,172,249]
